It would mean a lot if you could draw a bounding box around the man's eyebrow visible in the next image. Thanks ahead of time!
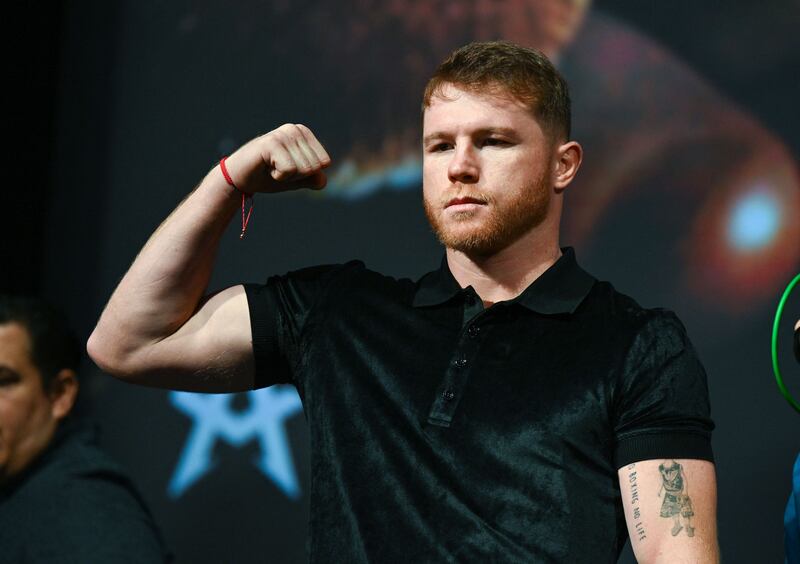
[423,132,449,145]
[423,127,519,145]
[475,126,518,138]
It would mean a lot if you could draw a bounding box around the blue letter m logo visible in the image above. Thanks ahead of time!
[167,386,303,499]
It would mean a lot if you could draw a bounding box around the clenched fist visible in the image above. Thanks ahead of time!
[223,124,331,194]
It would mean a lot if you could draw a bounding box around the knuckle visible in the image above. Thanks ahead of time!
[292,125,309,141]
[284,124,303,138]
[264,130,285,146]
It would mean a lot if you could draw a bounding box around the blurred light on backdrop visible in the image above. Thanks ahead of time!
[727,188,781,251]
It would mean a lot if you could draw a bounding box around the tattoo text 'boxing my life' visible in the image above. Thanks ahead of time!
[627,463,647,542]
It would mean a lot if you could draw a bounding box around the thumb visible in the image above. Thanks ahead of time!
[285,170,327,191]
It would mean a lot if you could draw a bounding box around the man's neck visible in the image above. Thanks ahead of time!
[446,231,562,308]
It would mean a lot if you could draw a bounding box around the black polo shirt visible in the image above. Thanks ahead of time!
[244,247,714,563]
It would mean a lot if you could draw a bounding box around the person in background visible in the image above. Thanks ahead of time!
[0,295,171,563]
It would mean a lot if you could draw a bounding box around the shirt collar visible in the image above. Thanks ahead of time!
[412,247,596,314]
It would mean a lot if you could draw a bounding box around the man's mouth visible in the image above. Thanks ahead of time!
[445,197,486,208]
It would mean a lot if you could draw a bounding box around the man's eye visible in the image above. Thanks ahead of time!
[0,368,20,387]
[482,138,508,147]
[432,143,452,152]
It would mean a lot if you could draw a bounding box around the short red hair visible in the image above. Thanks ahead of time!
[422,41,572,141]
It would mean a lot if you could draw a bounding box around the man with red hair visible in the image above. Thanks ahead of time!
[90,41,717,562]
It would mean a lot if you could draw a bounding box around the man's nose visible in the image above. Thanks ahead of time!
[447,145,480,184]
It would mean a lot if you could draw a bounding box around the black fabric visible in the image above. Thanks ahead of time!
[244,247,714,563]
[0,420,171,564]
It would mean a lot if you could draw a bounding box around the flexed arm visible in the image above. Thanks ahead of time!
[87,124,331,392]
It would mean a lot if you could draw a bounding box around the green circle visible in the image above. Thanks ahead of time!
[772,273,800,413]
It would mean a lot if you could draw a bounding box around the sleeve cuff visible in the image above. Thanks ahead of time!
[243,283,291,389]
[615,431,714,469]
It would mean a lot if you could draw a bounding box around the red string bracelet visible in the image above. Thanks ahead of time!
[219,156,254,239]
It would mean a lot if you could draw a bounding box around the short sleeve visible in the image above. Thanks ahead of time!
[612,310,715,468]
[243,261,362,390]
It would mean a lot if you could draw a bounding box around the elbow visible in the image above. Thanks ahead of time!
[86,328,141,382]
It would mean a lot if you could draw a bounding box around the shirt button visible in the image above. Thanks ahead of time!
[467,325,480,338]
[441,389,455,401]
[453,358,468,368]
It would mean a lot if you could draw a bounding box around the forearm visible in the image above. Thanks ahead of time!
[88,165,240,372]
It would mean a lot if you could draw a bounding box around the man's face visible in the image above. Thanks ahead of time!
[0,323,58,483]
[422,83,556,256]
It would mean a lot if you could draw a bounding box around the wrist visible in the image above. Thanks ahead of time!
[222,143,264,195]
[219,156,254,198]
[218,156,255,239]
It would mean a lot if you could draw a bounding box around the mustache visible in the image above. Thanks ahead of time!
[443,189,490,207]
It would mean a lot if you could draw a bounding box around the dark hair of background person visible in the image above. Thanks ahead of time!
[0,295,81,390]
[422,40,572,141]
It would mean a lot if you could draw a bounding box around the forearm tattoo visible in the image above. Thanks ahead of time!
[657,460,695,537]
[626,463,647,542]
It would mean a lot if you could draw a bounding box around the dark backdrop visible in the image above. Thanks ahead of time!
[9,1,800,562]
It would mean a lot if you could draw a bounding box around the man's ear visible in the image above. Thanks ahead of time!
[48,368,79,421]
[553,140,583,191]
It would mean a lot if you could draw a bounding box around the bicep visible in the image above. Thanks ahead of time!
[618,458,718,564]
[135,284,255,392]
